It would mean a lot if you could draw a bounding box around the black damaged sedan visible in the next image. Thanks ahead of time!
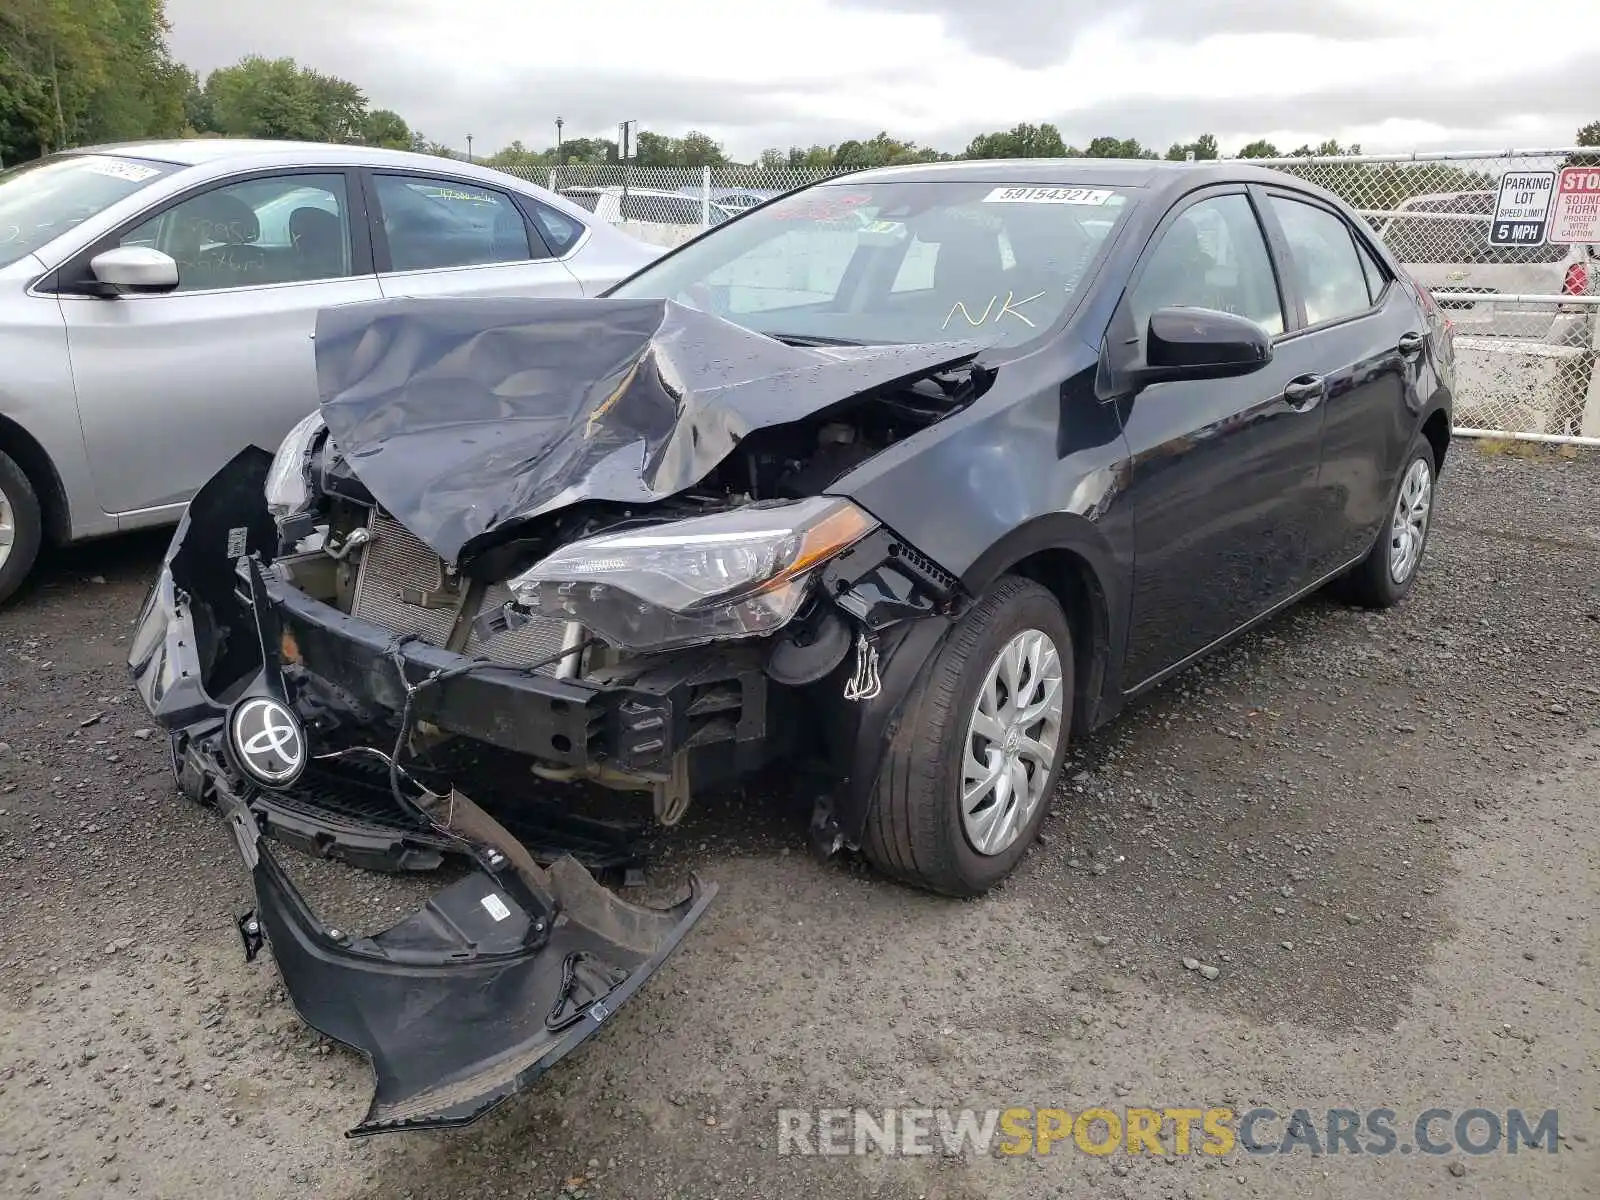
[128,159,1454,1133]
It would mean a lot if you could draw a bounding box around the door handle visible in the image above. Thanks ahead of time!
[1283,375,1326,409]
[1397,331,1426,358]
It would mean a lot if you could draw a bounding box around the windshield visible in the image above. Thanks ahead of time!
[608,180,1132,348]
[0,153,179,269]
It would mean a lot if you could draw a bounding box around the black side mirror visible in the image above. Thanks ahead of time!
[1137,306,1272,385]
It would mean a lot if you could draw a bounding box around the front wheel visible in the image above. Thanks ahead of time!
[863,575,1073,897]
[0,450,43,607]
[1337,437,1437,609]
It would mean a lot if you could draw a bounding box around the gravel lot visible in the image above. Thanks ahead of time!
[1,445,1597,1200]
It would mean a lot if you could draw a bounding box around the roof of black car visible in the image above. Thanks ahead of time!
[832,158,1304,196]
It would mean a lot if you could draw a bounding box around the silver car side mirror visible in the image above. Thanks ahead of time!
[89,246,180,294]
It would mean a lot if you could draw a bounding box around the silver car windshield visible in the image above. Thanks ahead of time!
[0,153,179,269]
[609,180,1133,348]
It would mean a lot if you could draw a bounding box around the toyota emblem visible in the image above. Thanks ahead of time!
[229,696,306,787]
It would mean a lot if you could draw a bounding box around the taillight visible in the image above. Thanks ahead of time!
[1562,262,1589,296]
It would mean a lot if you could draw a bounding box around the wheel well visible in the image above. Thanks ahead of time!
[1007,548,1111,738]
[1422,409,1450,476]
[0,415,71,544]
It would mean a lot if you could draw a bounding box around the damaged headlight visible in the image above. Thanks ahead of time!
[504,497,878,652]
[264,410,326,523]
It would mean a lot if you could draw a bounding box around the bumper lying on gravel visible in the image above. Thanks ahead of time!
[128,452,715,1136]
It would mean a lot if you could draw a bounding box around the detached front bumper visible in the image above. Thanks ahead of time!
[127,450,718,1136]
[219,747,712,1135]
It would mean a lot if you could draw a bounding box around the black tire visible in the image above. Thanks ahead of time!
[0,450,43,607]
[1337,436,1437,609]
[863,575,1074,897]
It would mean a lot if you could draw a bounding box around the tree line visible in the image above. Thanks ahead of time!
[4,2,1598,175]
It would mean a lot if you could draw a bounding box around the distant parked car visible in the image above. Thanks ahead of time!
[561,186,738,227]
[0,139,661,603]
[1376,190,1598,434]
[1377,190,1597,339]
[675,185,780,210]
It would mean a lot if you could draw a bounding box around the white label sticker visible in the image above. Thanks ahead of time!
[85,160,162,183]
[1487,170,1556,247]
[480,893,511,922]
[983,186,1114,206]
[225,527,248,559]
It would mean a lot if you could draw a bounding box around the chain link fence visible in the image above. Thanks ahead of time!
[1255,148,1600,442]
[499,150,1600,442]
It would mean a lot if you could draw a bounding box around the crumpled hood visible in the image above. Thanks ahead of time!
[313,296,984,564]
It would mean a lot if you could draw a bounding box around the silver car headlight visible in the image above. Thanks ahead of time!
[264,411,326,522]
[504,496,879,652]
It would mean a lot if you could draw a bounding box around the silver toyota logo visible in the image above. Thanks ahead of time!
[230,696,306,787]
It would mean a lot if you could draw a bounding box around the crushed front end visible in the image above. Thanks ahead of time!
[128,296,987,1133]
[129,448,716,1135]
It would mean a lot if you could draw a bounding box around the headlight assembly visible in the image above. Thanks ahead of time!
[264,411,326,523]
[504,497,878,652]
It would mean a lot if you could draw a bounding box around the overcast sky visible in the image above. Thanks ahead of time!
[163,0,1600,160]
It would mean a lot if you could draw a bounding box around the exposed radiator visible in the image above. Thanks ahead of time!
[350,512,574,674]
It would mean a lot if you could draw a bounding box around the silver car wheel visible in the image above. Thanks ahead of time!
[960,628,1065,857]
[1388,458,1433,584]
[0,486,14,572]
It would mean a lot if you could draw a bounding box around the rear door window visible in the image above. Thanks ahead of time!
[1268,196,1373,326]
[373,174,537,271]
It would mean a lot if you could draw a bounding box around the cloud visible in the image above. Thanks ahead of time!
[837,0,1413,68]
[160,0,1600,160]
[1026,50,1600,155]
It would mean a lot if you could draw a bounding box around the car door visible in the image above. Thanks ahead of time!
[1115,188,1328,688]
[364,170,584,300]
[1259,189,1423,578]
[57,168,381,517]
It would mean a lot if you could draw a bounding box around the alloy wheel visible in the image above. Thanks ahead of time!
[0,486,14,572]
[960,628,1065,857]
[1388,458,1433,584]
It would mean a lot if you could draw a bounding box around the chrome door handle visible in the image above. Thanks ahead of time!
[1283,375,1326,409]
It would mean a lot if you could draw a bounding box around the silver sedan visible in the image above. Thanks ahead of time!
[0,139,662,603]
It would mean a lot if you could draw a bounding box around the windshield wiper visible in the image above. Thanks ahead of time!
[763,332,873,347]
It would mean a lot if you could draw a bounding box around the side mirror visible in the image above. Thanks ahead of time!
[88,246,180,295]
[1137,306,1272,385]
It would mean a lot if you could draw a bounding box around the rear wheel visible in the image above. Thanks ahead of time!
[1337,436,1436,609]
[0,450,43,607]
[863,575,1073,897]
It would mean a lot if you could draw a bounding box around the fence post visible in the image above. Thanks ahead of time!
[547,165,557,191]
[702,166,711,228]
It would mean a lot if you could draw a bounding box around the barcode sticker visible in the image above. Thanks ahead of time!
[480,893,511,922]
[983,186,1114,206]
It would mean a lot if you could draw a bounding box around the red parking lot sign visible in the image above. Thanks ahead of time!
[1550,166,1600,244]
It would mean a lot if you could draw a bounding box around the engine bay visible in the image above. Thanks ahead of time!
[292,360,987,598]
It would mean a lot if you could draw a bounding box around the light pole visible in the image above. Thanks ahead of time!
[619,119,636,207]
[465,134,474,163]
[555,116,564,150]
